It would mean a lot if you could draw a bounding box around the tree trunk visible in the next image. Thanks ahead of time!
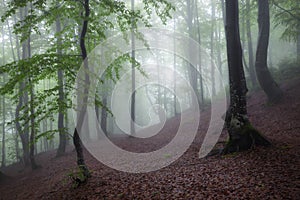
[297,23,300,61]
[11,111,20,163]
[1,93,6,168]
[56,12,67,157]
[186,0,199,107]
[1,26,6,168]
[27,5,39,169]
[245,0,257,88]
[173,17,178,115]
[100,96,107,136]
[195,0,204,105]
[72,0,91,183]
[222,0,270,154]
[130,0,136,137]
[17,6,30,167]
[210,0,216,96]
[255,0,283,103]
[29,77,39,170]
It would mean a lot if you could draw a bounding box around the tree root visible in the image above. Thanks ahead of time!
[221,124,271,155]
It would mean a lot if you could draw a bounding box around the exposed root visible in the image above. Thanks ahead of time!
[222,123,271,155]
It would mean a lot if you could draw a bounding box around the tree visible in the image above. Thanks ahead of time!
[1,34,6,168]
[245,0,257,87]
[186,0,200,106]
[1,0,174,177]
[27,2,39,170]
[72,0,91,183]
[255,0,283,103]
[222,0,271,154]
[195,0,204,105]
[17,6,30,167]
[56,7,67,157]
[210,0,216,96]
[130,0,136,137]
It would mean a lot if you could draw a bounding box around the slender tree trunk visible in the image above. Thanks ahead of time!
[173,16,178,115]
[29,77,38,169]
[1,32,6,167]
[195,0,204,105]
[130,0,136,137]
[6,22,16,61]
[220,0,226,27]
[56,12,67,157]
[100,93,107,136]
[297,23,300,61]
[222,0,270,154]
[255,0,283,103]
[245,0,257,88]
[1,96,5,168]
[72,0,91,183]
[1,94,6,168]
[11,111,20,163]
[27,5,39,169]
[186,0,199,107]
[210,0,216,96]
[16,6,30,167]
[217,10,224,91]
[241,3,250,74]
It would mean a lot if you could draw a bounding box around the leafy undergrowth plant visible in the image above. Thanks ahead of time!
[67,167,92,188]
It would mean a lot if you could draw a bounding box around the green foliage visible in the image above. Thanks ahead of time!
[0,0,174,160]
[67,166,92,188]
[271,0,300,41]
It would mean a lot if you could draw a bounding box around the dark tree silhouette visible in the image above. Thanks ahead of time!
[255,0,283,103]
[72,0,91,183]
[222,0,271,154]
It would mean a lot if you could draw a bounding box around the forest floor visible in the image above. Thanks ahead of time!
[0,78,299,200]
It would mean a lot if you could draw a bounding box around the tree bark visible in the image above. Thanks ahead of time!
[56,11,67,157]
[297,23,300,61]
[245,0,257,88]
[255,0,283,103]
[72,0,91,183]
[130,0,136,137]
[100,94,107,136]
[195,0,204,105]
[17,6,30,167]
[186,0,199,106]
[222,0,271,154]
[27,4,39,169]
[210,0,216,96]
[1,32,6,167]
[173,16,178,114]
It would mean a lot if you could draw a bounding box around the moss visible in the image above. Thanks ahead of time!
[240,122,261,135]
[222,122,271,155]
[279,144,292,150]
[221,152,238,158]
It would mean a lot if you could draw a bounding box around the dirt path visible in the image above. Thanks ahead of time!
[0,78,299,200]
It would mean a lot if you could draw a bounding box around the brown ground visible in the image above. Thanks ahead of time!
[0,78,299,200]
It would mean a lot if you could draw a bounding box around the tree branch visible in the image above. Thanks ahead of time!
[272,0,300,21]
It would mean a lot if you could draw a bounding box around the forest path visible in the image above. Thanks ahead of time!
[0,78,299,199]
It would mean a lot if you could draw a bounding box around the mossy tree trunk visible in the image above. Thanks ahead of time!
[223,0,271,154]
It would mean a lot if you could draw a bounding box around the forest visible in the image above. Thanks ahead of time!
[0,0,299,199]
